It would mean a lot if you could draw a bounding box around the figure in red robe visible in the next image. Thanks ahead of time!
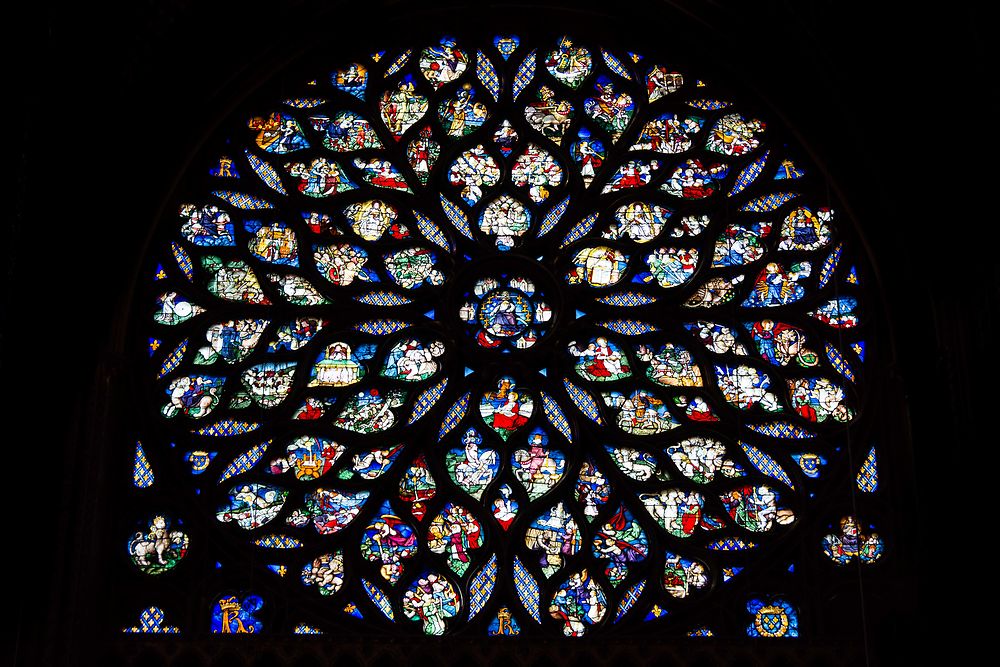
[493,392,529,431]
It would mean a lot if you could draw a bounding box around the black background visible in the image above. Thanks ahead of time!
[10,1,989,664]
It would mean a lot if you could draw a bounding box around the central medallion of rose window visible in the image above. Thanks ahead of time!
[457,261,556,351]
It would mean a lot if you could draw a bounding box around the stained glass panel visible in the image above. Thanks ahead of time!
[132,32,880,641]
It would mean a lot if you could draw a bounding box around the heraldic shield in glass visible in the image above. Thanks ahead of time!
[135,33,873,638]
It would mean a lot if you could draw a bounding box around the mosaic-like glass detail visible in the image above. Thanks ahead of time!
[746,598,798,638]
[138,33,873,639]
[123,607,180,634]
[857,446,878,492]
[133,441,154,489]
[128,516,189,575]
[402,572,461,635]
[822,516,885,565]
[460,273,554,351]
[211,595,264,634]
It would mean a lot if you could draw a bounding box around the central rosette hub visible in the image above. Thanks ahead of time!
[453,256,560,354]
[477,288,534,339]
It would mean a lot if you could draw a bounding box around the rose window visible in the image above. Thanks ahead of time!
[138,34,870,638]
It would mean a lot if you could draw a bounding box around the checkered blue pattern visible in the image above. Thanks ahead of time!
[355,319,409,336]
[746,420,815,439]
[254,534,303,549]
[171,242,194,281]
[293,623,323,634]
[686,98,730,110]
[537,196,570,238]
[477,51,500,102]
[384,49,412,78]
[409,378,448,425]
[195,420,261,437]
[729,151,769,197]
[739,191,797,213]
[355,291,412,307]
[614,580,645,623]
[540,391,572,443]
[439,194,475,240]
[245,150,286,195]
[218,441,269,483]
[857,447,878,492]
[362,578,395,621]
[563,379,603,424]
[825,343,855,383]
[468,553,497,619]
[597,319,659,336]
[559,212,598,248]
[123,606,179,634]
[706,537,755,551]
[818,243,843,288]
[601,49,633,80]
[133,442,154,488]
[596,291,657,307]
[513,556,540,622]
[413,210,453,252]
[513,50,536,100]
[212,190,274,209]
[438,391,470,439]
[283,98,325,109]
[740,442,794,489]
[157,339,187,379]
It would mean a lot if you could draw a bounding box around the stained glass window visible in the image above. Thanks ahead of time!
[128,31,887,642]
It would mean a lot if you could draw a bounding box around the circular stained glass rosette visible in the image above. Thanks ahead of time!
[144,34,867,636]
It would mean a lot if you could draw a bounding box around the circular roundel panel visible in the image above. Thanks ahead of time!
[140,33,869,637]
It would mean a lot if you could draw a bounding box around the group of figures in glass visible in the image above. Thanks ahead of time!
[132,32,883,638]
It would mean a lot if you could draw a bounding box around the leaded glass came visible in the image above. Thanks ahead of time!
[135,33,875,638]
